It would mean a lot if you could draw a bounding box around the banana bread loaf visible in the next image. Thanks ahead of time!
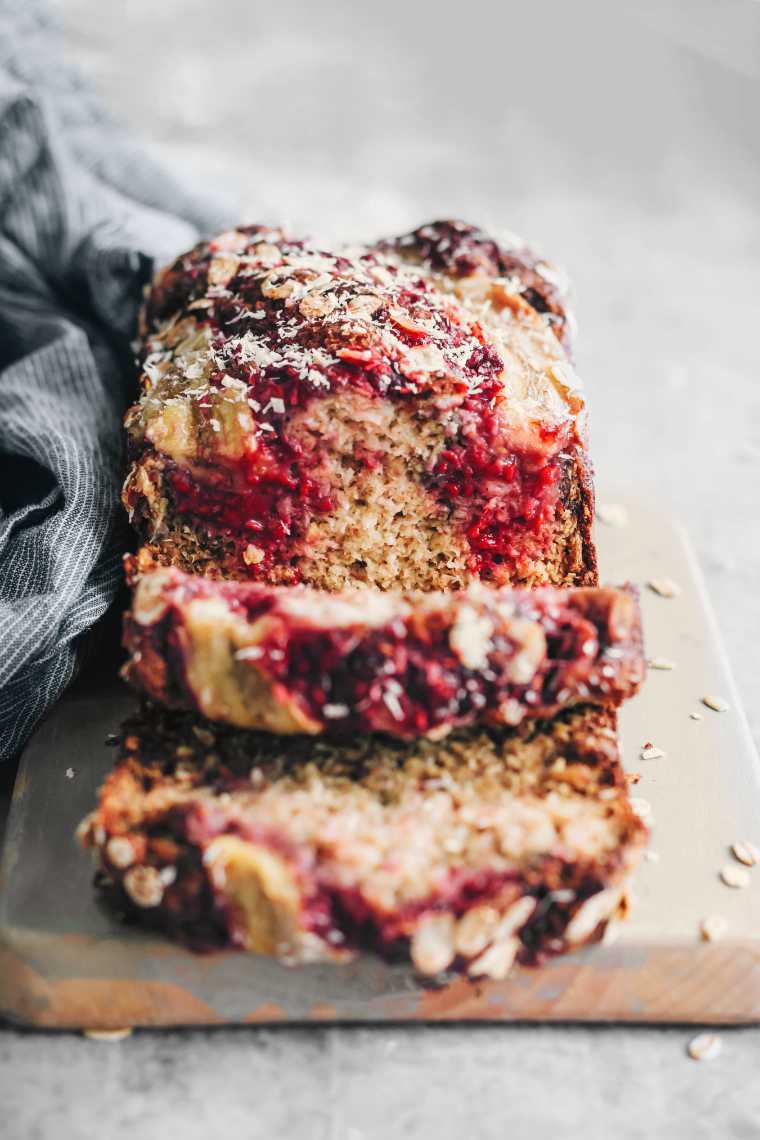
[124,221,595,591]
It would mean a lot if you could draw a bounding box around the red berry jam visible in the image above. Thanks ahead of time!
[139,572,637,741]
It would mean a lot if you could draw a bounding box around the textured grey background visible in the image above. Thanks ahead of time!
[3,0,760,1136]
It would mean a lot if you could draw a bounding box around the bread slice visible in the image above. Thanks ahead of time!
[124,566,645,738]
[124,221,595,591]
[78,703,647,977]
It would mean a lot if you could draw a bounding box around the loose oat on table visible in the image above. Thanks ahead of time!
[84,1028,133,1042]
[731,841,759,867]
[596,503,628,528]
[687,1033,722,1061]
[640,745,665,760]
[720,864,750,889]
[702,695,730,713]
[647,578,681,598]
[700,915,728,942]
[648,657,676,671]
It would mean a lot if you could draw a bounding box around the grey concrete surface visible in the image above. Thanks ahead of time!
[2,1024,760,1140]
[3,1,760,1136]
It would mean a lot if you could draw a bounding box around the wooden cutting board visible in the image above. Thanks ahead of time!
[2,502,760,1028]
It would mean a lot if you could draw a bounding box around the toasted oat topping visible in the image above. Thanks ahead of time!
[123,864,164,907]
[138,225,579,447]
[106,836,136,869]
[376,219,574,353]
[564,887,622,943]
[468,936,520,980]
[410,913,456,975]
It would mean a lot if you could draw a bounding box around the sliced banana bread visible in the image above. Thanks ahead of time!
[78,703,647,978]
[124,567,645,738]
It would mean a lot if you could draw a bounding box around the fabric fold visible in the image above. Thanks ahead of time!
[0,1,229,758]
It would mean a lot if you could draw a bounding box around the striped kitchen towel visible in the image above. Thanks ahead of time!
[0,0,230,758]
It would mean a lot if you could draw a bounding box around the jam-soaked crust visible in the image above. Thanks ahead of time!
[79,704,648,978]
[124,568,645,738]
[124,221,595,590]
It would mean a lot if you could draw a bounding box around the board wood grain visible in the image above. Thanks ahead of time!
[2,502,759,1027]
